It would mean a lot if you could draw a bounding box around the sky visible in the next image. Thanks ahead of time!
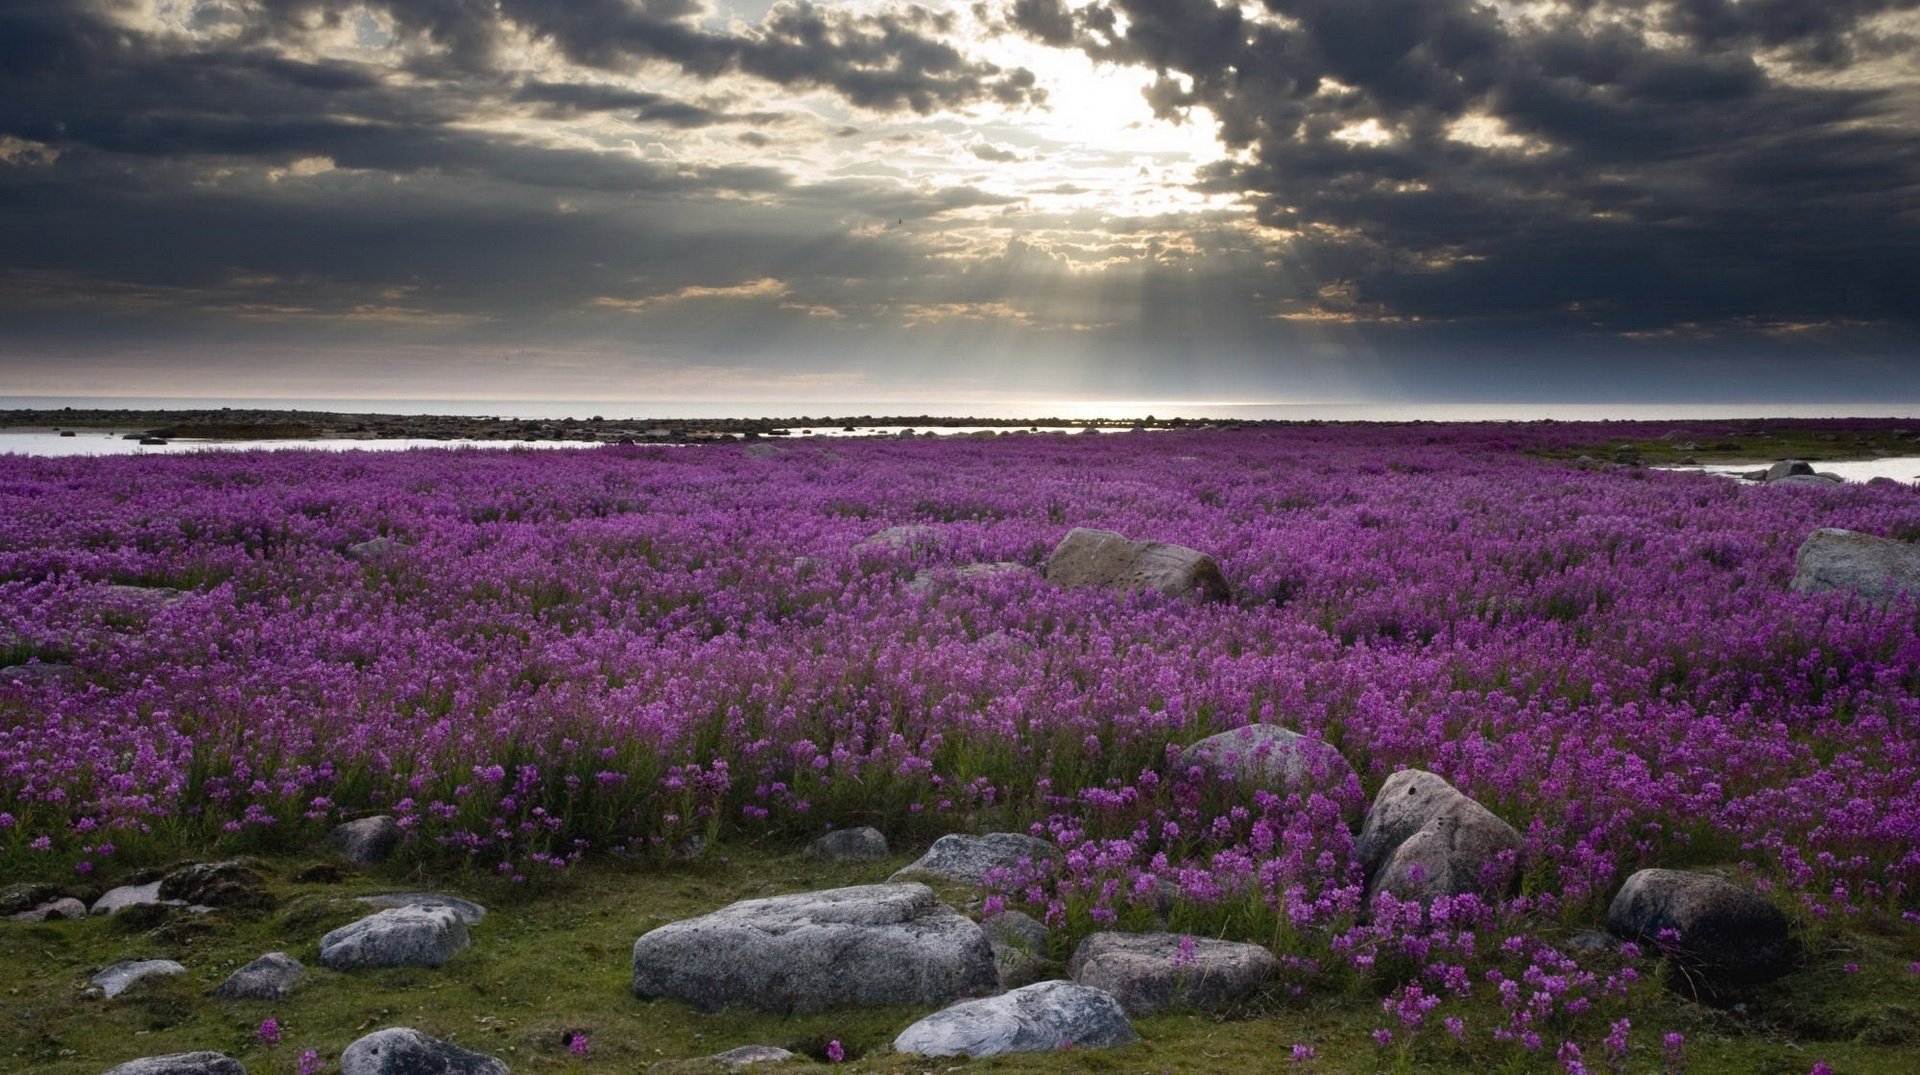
[2,0,1918,406]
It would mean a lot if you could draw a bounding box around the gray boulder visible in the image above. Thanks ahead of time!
[706,1046,795,1067]
[892,980,1139,1059]
[346,537,397,562]
[93,959,187,998]
[890,833,1058,887]
[340,1028,507,1075]
[1764,460,1814,482]
[1068,932,1276,1016]
[631,882,997,1013]
[331,816,402,866]
[212,952,305,1000]
[1790,528,1920,605]
[1355,770,1521,904]
[983,910,1053,989]
[9,896,88,922]
[320,906,469,970]
[102,1052,246,1075]
[91,882,167,916]
[805,827,889,863]
[1604,869,1793,987]
[1044,527,1231,603]
[356,893,487,924]
[1178,724,1356,799]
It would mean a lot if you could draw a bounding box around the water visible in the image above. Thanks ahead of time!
[8,396,1920,423]
[1667,458,1920,484]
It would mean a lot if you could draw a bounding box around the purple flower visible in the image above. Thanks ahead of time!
[296,1050,322,1075]
[825,1039,845,1063]
[258,1019,281,1048]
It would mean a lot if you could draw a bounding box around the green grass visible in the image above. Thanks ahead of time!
[1539,424,1920,468]
[5,845,1919,1074]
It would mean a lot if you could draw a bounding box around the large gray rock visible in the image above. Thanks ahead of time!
[631,883,997,1013]
[1355,770,1521,904]
[356,893,487,924]
[91,882,167,916]
[102,1052,246,1075]
[1044,527,1231,603]
[1764,460,1814,482]
[212,952,305,1000]
[1790,528,1920,605]
[892,980,1139,1059]
[340,1028,507,1075]
[320,906,469,970]
[92,959,187,998]
[331,816,402,866]
[1068,932,1276,1016]
[889,833,1058,887]
[1178,724,1356,798]
[1604,869,1793,987]
[805,826,889,863]
[9,896,88,922]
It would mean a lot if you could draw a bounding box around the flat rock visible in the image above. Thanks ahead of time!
[1604,869,1793,986]
[346,537,397,562]
[9,896,88,922]
[706,1045,796,1066]
[93,959,187,998]
[1355,770,1521,904]
[1,662,79,683]
[92,882,168,916]
[102,1052,246,1075]
[1068,931,1277,1016]
[340,1028,507,1075]
[906,562,1031,596]
[320,906,469,970]
[1790,528,1920,605]
[159,861,271,910]
[631,882,997,1014]
[805,826,889,863]
[889,832,1058,887]
[892,980,1139,1059]
[1043,527,1231,603]
[356,893,487,924]
[331,816,402,866]
[1178,724,1357,799]
[854,525,941,554]
[1,882,63,916]
[212,952,305,1000]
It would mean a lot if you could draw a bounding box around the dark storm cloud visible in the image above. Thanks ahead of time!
[1009,0,1920,336]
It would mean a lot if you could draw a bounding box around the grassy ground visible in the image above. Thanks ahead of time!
[5,844,1919,1074]
[1541,423,1920,467]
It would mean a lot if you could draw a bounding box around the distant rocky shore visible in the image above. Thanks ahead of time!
[0,408,1211,445]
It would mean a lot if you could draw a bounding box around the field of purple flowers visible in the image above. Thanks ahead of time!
[3,422,1919,1067]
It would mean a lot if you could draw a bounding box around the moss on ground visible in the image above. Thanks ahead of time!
[1541,423,1920,468]
[5,846,1919,1074]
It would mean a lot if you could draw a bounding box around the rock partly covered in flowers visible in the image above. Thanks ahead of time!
[345,537,397,562]
[92,959,187,998]
[804,826,890,863]
[1178,724,1357,799]
[1356,770,1521,904]
[102,1052,246,1075]
[330,816,402,867]
[211,952,305,1000]
[891,980,1139,1059]
[854,525,941,555]
[631,882,997,1013]
[1068,931,1277,1016]
[982,909,1054,989]
[355,893,487,924]
[320,906,470,970]
[1043,527,1232,603]
[1790,528,1920,605]
[906,562,1031,596]
[1604,869,1793,986]
[340,1028,507,1075]
[1,661,78,683]
[890,832,1059,887]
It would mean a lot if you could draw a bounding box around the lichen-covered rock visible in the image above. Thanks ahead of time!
[1790,528,1920,605]
[1178,724,1356,800]
[102,1051,246,1075]
[91,882,167,916]
[320,906,469,970]
[355,893,487,925]
[159,861,271,910]
[331,816,402,866]
[340,1028,507,1075]
[983,910,1053,990]
[805,827,889,863]
[1068,932,1276,1016]
[1355,770,1521,904]
[1043,527,1231,603]
[1,882,63,916]
[212,952,306,1000]
[8,896,88,922]
[892,980,1139,1059]
[706,1045,795,1067]
[889,833,1058,887]
[1604,869,1793,986]
[631,883,997,1013]
[92,959,187,998]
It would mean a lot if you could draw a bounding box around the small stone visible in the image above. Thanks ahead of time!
[1,882,63,916]
[805,827,889,863]
[340,1028,506,1075]
[102,1051,246,1075]
[320,906,469,970]
[346,537,397,562]
[92,959,187,998]
[854,525,941,555]
[1,662,79,683]
[331,816,402,866]
[355,893,487,924]
[708,1045,796,1066]
[92,882,167,916]
[892,980,1140,1059]
[8,896,88,922]
[889,832,1059,887]
[212,952,306,1000]
[1069,931,1277,1016]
